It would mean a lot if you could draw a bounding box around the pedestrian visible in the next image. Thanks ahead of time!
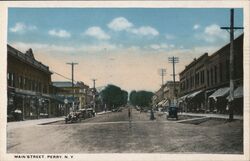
[128,107,131,120]
[150,108,155,120]
[104,104,107,112]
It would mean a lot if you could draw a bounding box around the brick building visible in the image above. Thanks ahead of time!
[7,45,64,121]
[178,34,243,114]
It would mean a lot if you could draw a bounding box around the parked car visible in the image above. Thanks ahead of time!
[65,112,80,124]
[166,106,178,120]
[86,108,95,117]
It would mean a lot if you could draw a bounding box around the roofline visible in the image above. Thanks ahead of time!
[7,44,53,75]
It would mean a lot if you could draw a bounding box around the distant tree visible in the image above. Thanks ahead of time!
[100,84,128,109]
[129,90,137,105]
[129,90,154,108]
[122,90,128,105]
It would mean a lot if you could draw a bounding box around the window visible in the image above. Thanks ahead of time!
[201,71,204,84]
[214,66,217,84]
[13,73,16,87]
[19,76,23,89]
[7,73,11,86]
[23,77,26,89]
[219,63,223,82]
[226,60,229,80]
[197,72,200,85]
[211,68,213,85]
[207,70,210,86]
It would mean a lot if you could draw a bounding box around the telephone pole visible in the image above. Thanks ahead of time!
[66,62,78,111]
[158,68,166,86]
[92,79,96,89]
[92,79,97,112]
[221,8,243,121]
[158,68,166,100]
[168,56,179,104]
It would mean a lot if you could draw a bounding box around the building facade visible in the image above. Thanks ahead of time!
[152,81,180,110]
[7,45,64,121]
[52,81,95,112]
[178,34,243,114]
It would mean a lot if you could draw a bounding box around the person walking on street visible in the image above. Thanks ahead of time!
[128,107,131,120]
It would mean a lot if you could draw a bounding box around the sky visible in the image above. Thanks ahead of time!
[7,8,243,92]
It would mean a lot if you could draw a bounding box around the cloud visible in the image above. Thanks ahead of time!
[149,43,175,51]
[10,41,118,55]
[165,34,175,40]
[129,26,159,36]
[108,17,159,37]
[108,17,133,31]
[193,24,200,30]
[48,29,71,38]
[84,26,110,40]
[9,22,37,33]
[195,24,228,43]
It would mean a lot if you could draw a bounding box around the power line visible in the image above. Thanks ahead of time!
[51,70,75,82]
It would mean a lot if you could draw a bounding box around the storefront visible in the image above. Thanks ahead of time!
[208,87,230,113]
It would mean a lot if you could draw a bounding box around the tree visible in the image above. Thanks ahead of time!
[129,90,137,105]
[100,84,128,109]
[129,90,154,108]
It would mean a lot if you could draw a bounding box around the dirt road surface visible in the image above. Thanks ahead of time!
[7,108,243,153]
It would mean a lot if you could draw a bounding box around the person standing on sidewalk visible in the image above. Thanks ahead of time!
[128,107,131,120]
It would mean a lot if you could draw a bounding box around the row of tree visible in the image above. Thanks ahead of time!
[100,84,154,110]
[100,84,128,109]
[129,90,154,108]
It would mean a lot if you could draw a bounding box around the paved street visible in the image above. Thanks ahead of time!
[7,107,243,153]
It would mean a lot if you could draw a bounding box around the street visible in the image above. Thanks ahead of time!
[7,107,243,153]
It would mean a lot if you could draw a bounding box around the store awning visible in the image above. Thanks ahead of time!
[226,86,243,100]
[178,93,190,102]
[157,99,165,106]
[209,87,230,101]
[187,90,203,99]
[162,100,169,106]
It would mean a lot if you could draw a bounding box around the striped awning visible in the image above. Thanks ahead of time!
[227,86,243,100]
[187,90,203,99]
[209,87,230,101]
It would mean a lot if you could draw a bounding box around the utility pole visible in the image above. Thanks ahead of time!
[66,62,78,111]
[158,68,166,86]
[92,79,97,112]
[221,8,243,121]
[92,79,96,89]
[168,56,179,105]
[158,68,166,100]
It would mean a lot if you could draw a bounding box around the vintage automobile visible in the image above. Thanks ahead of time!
[166,106,178,120]
[65,112,80,124]
[86,108,95,118]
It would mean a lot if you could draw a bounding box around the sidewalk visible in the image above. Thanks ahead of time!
[7,116,65,130]
[96,111,112,115]
[179,112,243,120]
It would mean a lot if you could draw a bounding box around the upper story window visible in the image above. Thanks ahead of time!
[214,66,217,84]
[207,70,210,86]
